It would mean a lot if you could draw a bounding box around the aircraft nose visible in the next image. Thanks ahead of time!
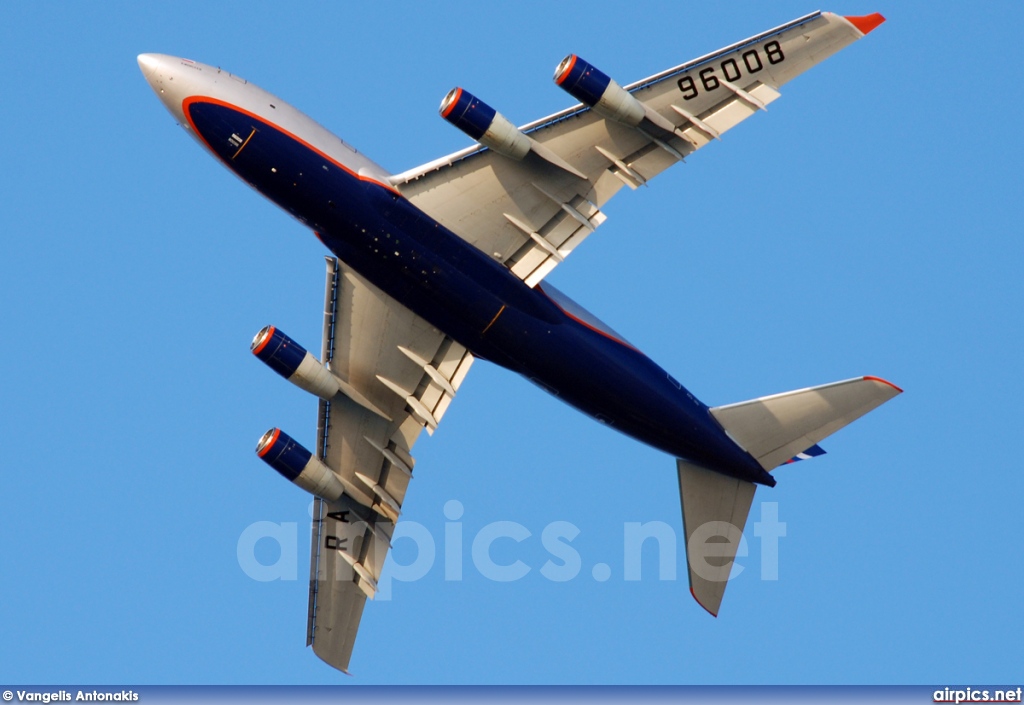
[137,53,157,79]
[137,53,189,124]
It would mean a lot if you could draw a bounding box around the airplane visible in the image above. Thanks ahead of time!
[139,10,897,674]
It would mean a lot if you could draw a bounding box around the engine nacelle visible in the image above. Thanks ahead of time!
[251,325,340,401]
[439,87,531,160]
[256,428,345,501]
[554,55,645,127]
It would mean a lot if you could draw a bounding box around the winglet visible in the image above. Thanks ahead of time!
[844,13,886,35]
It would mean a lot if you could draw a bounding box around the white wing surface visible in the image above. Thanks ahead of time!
[306,257,473,673]
[393,12,881,286]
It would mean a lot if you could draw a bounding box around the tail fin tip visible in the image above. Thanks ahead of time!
[690,586,719,618]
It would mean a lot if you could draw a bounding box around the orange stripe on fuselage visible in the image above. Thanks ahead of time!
[230,126,257,160]
[562,308,641,354]
[537,285,642,355]
[181,95,401,196]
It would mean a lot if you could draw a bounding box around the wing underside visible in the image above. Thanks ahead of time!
[394,12,876,287]
[306,257,473,673]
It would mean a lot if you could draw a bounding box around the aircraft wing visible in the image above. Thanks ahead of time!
[391,11,883,287]
[305,257,474,674]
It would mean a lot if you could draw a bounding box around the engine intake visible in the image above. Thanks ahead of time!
[439,87,531,160]
[554,55,645,126]
[256,428,345,501]
[251,325,340,400]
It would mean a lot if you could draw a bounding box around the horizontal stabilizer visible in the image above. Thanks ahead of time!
[710,376,901,471]
[677,459,756,617]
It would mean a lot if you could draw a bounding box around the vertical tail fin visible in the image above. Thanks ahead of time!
[679,375,901,615]
[677,459,756,616]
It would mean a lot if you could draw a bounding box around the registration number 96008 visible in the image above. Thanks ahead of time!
[676,40,785,100]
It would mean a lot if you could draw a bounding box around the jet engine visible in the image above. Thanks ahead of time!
[256,428,346,501]
[554,54,683,141]
[250,325,340,400]
[554,55,646,126]
[439,87,531,160]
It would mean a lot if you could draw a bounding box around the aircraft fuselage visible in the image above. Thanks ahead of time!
[139,55,773,486]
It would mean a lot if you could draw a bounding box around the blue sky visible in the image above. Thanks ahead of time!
[2,0,1022,685]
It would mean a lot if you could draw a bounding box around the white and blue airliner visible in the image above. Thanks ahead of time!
[140,10,896,674]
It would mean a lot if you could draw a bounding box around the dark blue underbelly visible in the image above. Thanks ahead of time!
[186,100,770,484]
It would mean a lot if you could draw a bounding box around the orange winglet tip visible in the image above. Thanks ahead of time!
[864,375,903,393]
[845,13,886,35]
[690,586,718,618]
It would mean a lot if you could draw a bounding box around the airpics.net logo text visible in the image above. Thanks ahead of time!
[934,687,1023,703]
[235,499,788,599]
